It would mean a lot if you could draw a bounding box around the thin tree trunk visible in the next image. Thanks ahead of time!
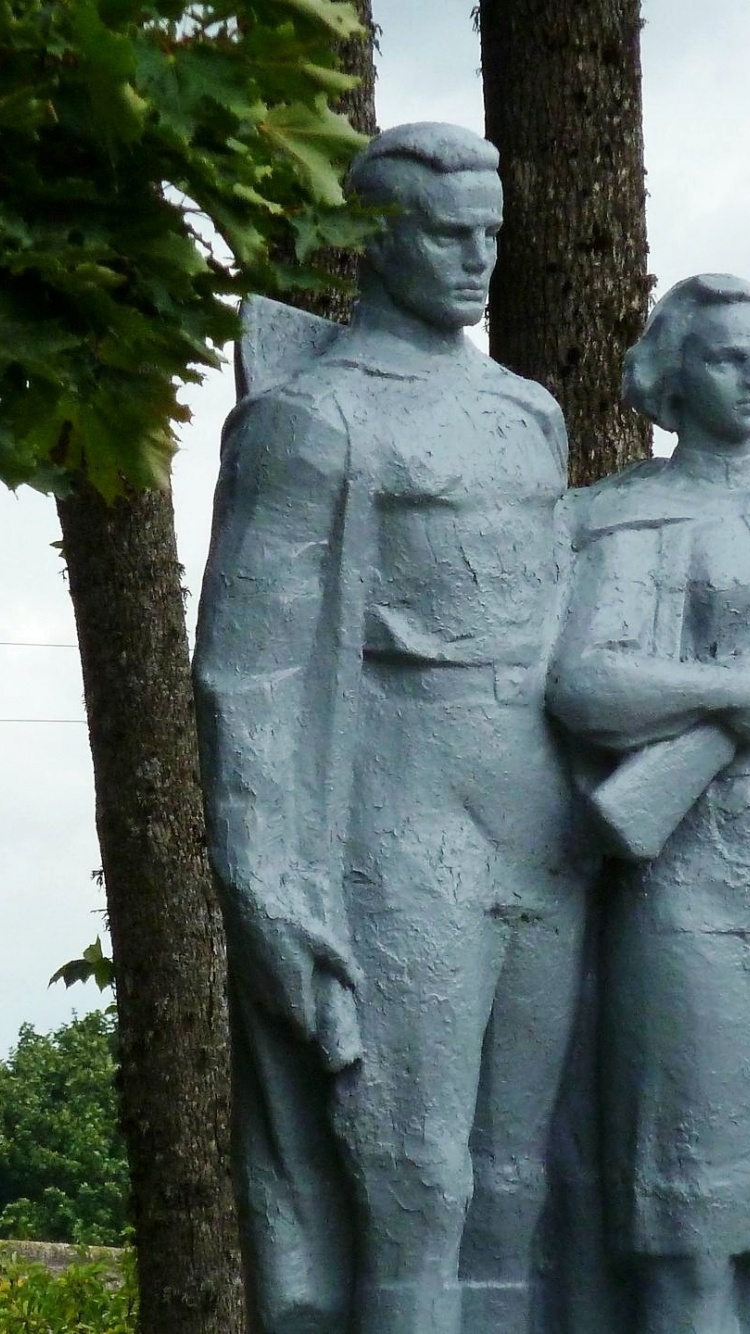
[338,0,377,142]
[53,14,376,1333]
[294,0,378,322]
[57,487,245,1334]
[479,0,651,483]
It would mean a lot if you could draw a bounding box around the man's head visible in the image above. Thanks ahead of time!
[347,123,503,332]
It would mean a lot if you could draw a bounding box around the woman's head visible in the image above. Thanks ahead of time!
[623,274,750,440]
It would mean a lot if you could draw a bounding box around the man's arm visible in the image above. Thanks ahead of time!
[193,387,361,1047]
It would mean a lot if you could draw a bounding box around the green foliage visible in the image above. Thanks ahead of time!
[0,0,372,497]
[50,937,116,994]
[0,1245,137,1333]
[0,1013,128,1246]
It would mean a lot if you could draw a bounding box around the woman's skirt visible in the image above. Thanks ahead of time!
[602,771,750,1257]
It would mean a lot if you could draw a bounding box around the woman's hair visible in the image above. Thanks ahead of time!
[623,273,750,431]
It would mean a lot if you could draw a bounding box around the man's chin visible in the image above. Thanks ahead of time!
[463,308,487,327]
[433,305,486,331]
[452,298,487,325]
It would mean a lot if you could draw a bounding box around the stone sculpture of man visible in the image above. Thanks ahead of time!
[193,122,591,1334]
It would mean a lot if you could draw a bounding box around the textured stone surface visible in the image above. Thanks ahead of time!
[194,123,593,1334]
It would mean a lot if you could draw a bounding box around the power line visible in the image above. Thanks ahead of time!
[0,633,85,722]
[0,642,85,721]
[0,718,86,724]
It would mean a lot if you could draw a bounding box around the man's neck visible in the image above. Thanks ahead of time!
[347,295,469,365]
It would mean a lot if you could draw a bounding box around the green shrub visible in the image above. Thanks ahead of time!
[0,1246,137,1333]
[0,1013,129,1246]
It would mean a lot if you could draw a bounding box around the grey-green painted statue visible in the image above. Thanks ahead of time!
[193,123,593,1334]
[548,273,750,1334]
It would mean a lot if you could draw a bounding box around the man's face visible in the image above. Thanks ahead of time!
[371,169,503,331]
[681,303,750,445]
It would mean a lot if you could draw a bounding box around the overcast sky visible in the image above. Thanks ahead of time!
[2,0,750,1057]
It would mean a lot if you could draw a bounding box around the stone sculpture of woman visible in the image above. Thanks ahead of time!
[548,273,750,1334]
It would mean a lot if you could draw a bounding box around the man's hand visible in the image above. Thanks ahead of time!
[314,972,363,1073]
[251,913,359,1038]
[224,895,363,1063]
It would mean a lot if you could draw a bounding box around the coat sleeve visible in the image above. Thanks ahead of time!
[193,386,351,943]
[539,391,568,483]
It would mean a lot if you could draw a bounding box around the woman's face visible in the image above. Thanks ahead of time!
[680,302,750,445]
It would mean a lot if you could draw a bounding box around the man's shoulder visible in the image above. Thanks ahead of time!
[494,364,560,415]
[250,362,351,424]
[221,368,352,479]
[473,349,560,415]
[475,353,567,472]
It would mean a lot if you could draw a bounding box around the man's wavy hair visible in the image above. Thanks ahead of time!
[347,122,500,214]
[623,273,750,433]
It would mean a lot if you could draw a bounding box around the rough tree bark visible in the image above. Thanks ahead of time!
[56,487,245,1334]
[338,0,377,139]
[478,0,651,483]
[291,0,378,323]
[478,9,651,1332]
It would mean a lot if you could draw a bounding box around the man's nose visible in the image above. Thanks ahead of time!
[463,233,488,272]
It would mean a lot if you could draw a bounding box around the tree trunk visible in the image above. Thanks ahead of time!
[478,10,650,1332]
[53,14,377,1334]
[56,487,245,1334]
[337,0,377,141]
[294,0,378,322]
[479,0,651,483]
